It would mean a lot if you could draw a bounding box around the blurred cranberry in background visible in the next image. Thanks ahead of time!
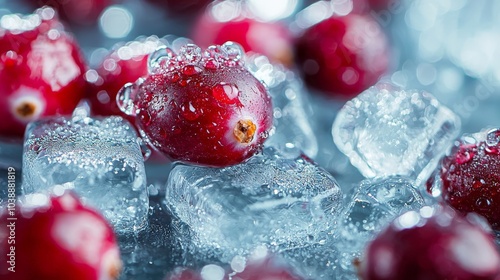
[0,7,88,139]
[146,0,212,15]
[87,36,164,120]
[191,1,294,66]
[26,0,114,25]
[295,13,389,98]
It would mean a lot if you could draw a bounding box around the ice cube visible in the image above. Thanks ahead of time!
[165,148,342,262]
[22,116,149,232]
[336,176,425,273]
[332,83,461,183]
[245,53,318,159]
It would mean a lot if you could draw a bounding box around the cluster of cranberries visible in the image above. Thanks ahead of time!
[2,1,500,280]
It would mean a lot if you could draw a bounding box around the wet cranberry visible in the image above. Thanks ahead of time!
[0,192,121,280]
[360,206,500,280]
[119,42,273,167]
[191,6,293,66]
[440,128,500,231]
[295,14,389,98]
[0,7,87,139]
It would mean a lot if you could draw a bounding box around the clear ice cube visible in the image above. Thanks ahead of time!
[165,148,342,262]
[337,176,424,276]
[332,83,461,183]
[245,53,318,159]
[22,116,149,232]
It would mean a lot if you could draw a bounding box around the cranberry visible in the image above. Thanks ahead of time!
[165,255,301,280]
[88,36,164,119]
[360,206,500,280]
[0,192,121,280]
[118,42,273,167]
[0,7,87,139]
[295,14,389,98]
[232,255,303,280]
[191,5,294,66]
[26,0,113,25]
[440,128,500,231]
[147,0,211,15]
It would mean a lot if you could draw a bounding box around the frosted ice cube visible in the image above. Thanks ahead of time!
[165,148,342,262]
[22,116,148,232]
[245,53,318,159]
[332,83,461,183]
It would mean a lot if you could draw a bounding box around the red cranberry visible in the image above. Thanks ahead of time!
[360,206,500,280]
[118,42,273,167]
[0,7,87,139]
[440,128,500,231]
[147,0,212,15]
[191,6,293,66]
[88,36,164,119]
[27,0,113,25]
[232,255,303,280]
[295,14,389,98]
[0,192,121,280]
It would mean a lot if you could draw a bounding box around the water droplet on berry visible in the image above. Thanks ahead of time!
[137,137,151,160]
[476,197,492,209]
[221,41,244,63]
[456,148,474,164]
[181,65,202,76]
[116,82,139,116]
[148,46,175,73]
[1,50,22,68]
[212,83,240,104]
[181,101,200,121]
[139,110,151,125]
[178,44,202,64]
[485,128,500,147]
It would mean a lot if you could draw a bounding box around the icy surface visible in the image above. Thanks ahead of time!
[22,116,148,232]
[332,83,461,183]
[246,53,318,159]
[336,176,425,277]
[165,148,342,262]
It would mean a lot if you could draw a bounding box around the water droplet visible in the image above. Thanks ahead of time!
[212,83,240,104]
[137,137,151,160]
[485,128,500,147]
[139,110,151,125]
[148,46,176,73]
[1,50,22,68]
[204,58,219,70]
[116,82,139,116]
[472,180,483,189]
[178,44,202,64]
[221,41,244,63]
[181,101,200,121]
[181,65,202,76]
[456,148,474,164]
[476,197,491,209]
[159,128,168,139]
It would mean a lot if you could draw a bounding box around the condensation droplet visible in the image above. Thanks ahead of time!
[221,41,244,63]
[148,46,176,73]
[178,44,202,64]
[181,101,200,121]
[476,197,492,209]
[485,128,500,147]
[116,82,138,116]
[212,83,240,104]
